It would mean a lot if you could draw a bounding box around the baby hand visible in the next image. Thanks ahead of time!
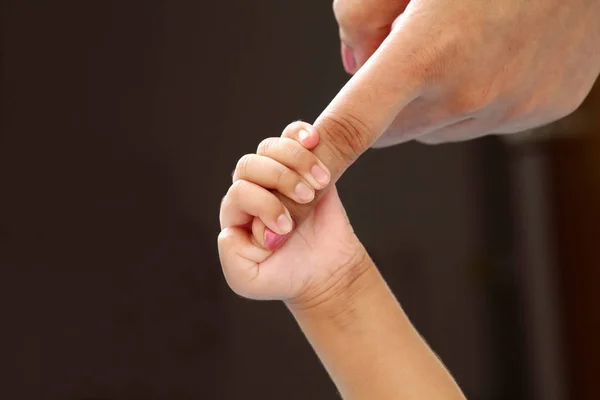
[218,122,365,303]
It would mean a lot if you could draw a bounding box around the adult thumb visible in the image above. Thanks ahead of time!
[334,0,410,73]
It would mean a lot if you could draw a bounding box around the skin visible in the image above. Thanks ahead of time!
[267,0,600,234]
[333,0,600,145]
[218,124,466,398]
[219,2,600,395]
[219,121,358,302]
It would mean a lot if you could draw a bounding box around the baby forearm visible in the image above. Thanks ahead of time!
[286,253,465,400]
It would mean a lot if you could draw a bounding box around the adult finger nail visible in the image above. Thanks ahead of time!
[341,42,356,74]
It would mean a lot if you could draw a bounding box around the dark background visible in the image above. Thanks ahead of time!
[2,1,597,399]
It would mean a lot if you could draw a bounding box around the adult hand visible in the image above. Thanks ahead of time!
[269,0,600,229]
[326,0,600,146]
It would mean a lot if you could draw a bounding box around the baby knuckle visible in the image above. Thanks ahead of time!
[287,144,307,160]
[227,179,247,200]
[274,165,288,187]
[234,154,253,179]
[256,137,277,155]
[217,228,235,249]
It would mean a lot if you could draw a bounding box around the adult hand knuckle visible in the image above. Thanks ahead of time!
[320,110,372,163]
[448,86,494,116]
[402,23,466,84]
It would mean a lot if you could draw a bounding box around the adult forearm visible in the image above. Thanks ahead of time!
[286,253,465,400]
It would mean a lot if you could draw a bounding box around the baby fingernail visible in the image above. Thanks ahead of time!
[264,229,289,251]
[295,182,314,202]
[277,213,293,234]
[299,129,309,143]
[311,165,330,185]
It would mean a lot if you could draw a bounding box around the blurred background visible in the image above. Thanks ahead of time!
[1,1,599,399]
